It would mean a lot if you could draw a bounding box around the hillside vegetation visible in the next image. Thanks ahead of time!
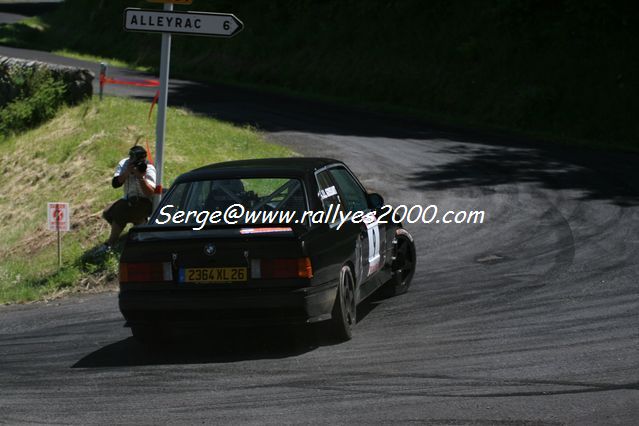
[1,66,66,137]
[1,0,637,150]
[0,96,293,303]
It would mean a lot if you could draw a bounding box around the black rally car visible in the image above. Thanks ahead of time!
[118,158,416,342]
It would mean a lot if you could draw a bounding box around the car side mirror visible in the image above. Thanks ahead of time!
[367,193,384,209]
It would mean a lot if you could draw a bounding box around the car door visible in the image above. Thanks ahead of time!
[328,166,387,297]
[304,168,358,286]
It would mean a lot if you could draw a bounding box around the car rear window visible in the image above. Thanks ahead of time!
[150,178,307,226]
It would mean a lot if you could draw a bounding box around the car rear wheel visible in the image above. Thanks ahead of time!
[383,232,416,296]
[327,265,357,341]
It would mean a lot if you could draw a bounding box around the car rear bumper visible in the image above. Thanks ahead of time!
[119,280,338,328]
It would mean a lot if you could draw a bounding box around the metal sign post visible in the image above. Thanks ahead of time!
[154,2,173,209]
[99,62,107,101]
[124,5,243,208]
[57,224,61,269]
[47,202,70,270]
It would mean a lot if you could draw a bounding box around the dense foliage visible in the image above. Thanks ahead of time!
[0,66,66,137]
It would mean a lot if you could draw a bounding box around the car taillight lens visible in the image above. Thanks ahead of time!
[251,257,313,279]
[119,262,172,283]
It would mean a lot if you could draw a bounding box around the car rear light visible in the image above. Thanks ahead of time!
[119,262,172,283]
[251,257,313,279]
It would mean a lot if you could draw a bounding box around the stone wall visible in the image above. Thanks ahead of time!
[0,56,93,105]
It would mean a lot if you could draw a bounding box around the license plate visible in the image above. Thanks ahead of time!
[179,267,247,283]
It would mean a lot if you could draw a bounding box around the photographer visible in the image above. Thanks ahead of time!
[100,146,156,251]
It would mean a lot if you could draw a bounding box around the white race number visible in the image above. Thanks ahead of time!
[365,218,381,276]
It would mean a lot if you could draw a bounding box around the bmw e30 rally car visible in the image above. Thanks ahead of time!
[118,158,416,342]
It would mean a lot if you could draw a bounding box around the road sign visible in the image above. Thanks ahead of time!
[47,202,70,232]
[124,8,243,37]
[147,0,193,4]
[123,4,243,209]
[48,202,69,269]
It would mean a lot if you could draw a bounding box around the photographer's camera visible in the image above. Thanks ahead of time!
[134,160,147,173]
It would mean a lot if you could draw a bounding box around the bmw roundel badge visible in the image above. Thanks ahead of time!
[204,243,216,256]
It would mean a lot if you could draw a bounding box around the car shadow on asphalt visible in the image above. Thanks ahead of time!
[72,297,382,369]
[72,327,321,368]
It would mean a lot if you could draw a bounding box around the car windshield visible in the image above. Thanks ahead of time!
[151,177,307,226]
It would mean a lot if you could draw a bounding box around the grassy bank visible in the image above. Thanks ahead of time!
[0,0,637,151]
[0,96,293,304]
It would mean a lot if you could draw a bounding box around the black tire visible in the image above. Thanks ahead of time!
[327,265,357,341]
[383,232,416,297]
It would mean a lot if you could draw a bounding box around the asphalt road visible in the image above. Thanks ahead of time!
[1,17,639,425]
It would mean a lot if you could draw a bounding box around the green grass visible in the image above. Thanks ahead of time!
[0,16,43,47]
[1,0,637,152]
[0,96,294,304]
[52,49,152,72]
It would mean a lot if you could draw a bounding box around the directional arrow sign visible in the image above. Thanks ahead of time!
[124,8,243,37]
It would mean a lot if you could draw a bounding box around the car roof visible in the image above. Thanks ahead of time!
[175,157,343,182]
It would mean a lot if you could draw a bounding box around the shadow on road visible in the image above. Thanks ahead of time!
[72,327,319,368]
[408,143,639,207]
[72,296,382,368]
[155,80,639,208]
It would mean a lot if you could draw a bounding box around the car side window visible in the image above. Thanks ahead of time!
[329,167,369,212]
[316,170,341,224]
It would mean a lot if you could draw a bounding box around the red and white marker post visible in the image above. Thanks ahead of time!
[47,202,70,270]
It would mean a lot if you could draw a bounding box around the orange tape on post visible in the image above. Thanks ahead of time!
[144,91,160,165]
[148,91,160,122]
[154,184,163,195]
[144,90,160,164]
[145,140,154,165]
[99,74,160,88]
